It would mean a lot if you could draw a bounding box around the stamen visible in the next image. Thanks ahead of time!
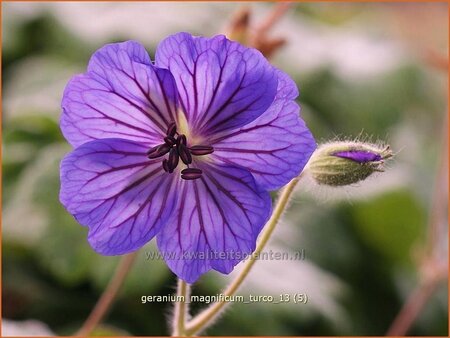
[164,136,176,146]
[176,134,187,146]
[189,145,214,156]
[181,168,203,180]
[162,159,169,172]
[167,148,179,173]
[146,144,160,155]
[166,122,177,137]
[176,134,192,164]
[147,143,171,159]
[147,123,213,179]
[178,144,192,165]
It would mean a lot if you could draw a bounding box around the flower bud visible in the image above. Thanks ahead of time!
[307,141,393,186]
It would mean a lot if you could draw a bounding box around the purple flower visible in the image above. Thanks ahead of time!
[59,32,316,283]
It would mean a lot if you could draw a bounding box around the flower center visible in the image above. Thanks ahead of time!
[146,122,214,180]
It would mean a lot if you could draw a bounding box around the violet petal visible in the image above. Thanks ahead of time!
[211,69,316,190]
[155,32,278,136]
[157,163,271,283]
[61,41,179,148]
[60,138,179,255]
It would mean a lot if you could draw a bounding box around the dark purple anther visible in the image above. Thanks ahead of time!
[162,159,169,172]
[167,148,179,172]
[146,144,159,155]
[166,122,177,137]
[147,127,213,177]
[181,168,203,180]
[176,134,187,147]
[189,145,214,156]
[164,136,176,146]
[178,143,192,165]
[333,150,382,163]
[147,143,171,159]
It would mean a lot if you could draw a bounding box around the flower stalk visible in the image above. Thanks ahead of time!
[386,114,448,335]
[172,279,190,336]
[181,174,303,336]
[75,252,138,336]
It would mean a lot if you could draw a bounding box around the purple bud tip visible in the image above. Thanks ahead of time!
[333,150,382,163]
[189,145,214,156]
[181,167,203,180]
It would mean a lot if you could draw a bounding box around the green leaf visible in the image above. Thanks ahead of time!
[350,189,426,265]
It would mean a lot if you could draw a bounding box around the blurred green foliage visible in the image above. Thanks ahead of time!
[352,189,426,265]
[2,3,447,336]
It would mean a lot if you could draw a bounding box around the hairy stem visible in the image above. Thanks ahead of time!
[172,279,190,336]
[185,174,302,336]
[386,274,443,336]
[75,252,138,336]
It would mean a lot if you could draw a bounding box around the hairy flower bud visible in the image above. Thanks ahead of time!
[307,141,393,186]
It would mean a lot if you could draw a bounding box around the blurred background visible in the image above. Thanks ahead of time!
[2,1,448,336]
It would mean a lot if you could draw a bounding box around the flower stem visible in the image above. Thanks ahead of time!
[386,274,443,336]
[172,279,190,336]
[386,113,448,335]
[75,252,138,336]
[255,1,293,36]
[185,174,302,336]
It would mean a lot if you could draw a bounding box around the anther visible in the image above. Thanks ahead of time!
[176,134,187,146]
[166,122,177,137]
[164,136,176,146]
[181,168,203,180]
[162,159,169,172]
[176,134,192,164]
[178,143,192,165]
[189,145,214,156]
[147,143,171,159]
[167,148,179,173]
[148,125,213,179]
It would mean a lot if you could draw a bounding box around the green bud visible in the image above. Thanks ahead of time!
[307,141,393,186]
